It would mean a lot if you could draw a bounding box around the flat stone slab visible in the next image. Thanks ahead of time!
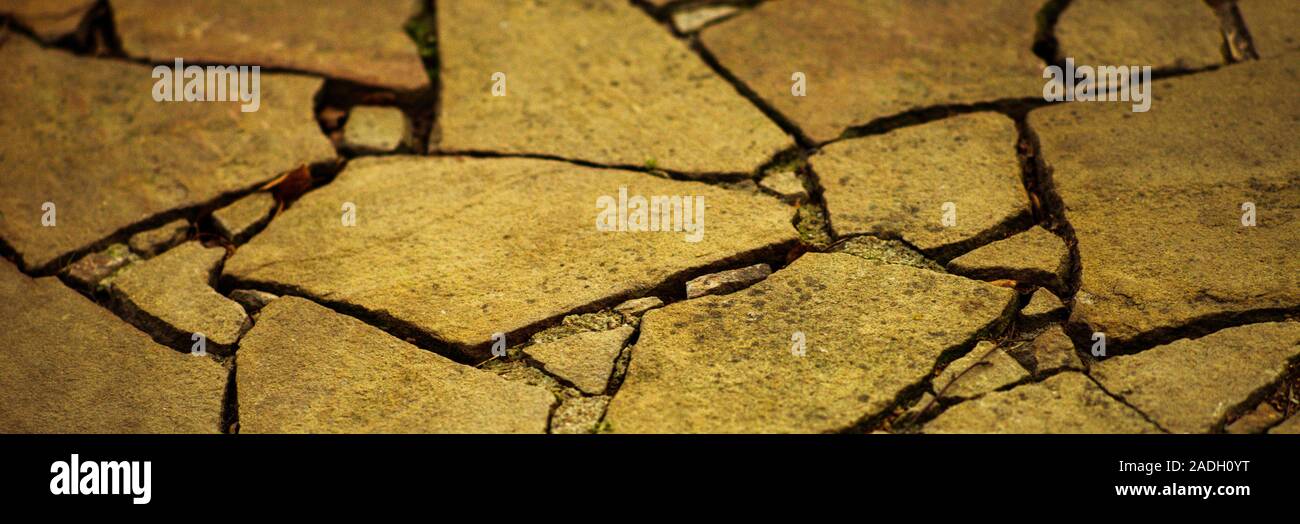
[1239,0,1300,58]
[1021,288,1066,318]
[1006,324,1084,376]
[813,113,1030,258]
[436,0,791,174]
[1091,322,1300,433]
[605,252,1016,433]
[1031,56,1300,345]
[924,373,1160,433]
[212,192,277,243]
[700,0,1044,142]
[112,0,429,91]
[237,296,556,433]
[1056,0,1224,71]
[0,37,335,273]
[0,0,96,41]
[224,156,798,356]
[932,342,1029,400]
[0,262,227,433]
[524,325,634,395]
[947,226,1069,293]
[110,242,250,349]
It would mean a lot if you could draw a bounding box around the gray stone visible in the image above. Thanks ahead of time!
[0,261,227,433]
[63,243,138,290]
[1225,403,1283,434]
[524,325,634,395]
[0,37,335,273]
[947,227,1069,293]
[605,252,1016,433]
[1091,322,1300,433]
[237,296,556,433]
[229,289,278,314]
[224,156,798,357]
[110,242,250,350]
[550,396,611,435]
[212,192,277,243]
[932,342,1030,400]
[128,219,190,257]
[436,0,791,174]
[685,263,771,298]
[341,106,409,153]
[924,373,1160,433]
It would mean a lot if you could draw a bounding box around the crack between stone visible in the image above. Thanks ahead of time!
[1083,374,1173,433]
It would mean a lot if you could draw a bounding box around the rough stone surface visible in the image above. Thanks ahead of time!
[1225,402,1283,434]
[672,5,738,33]
[1021,288,1066,318]
[524,325,634,395]
[932,342,1029,400]
[814,113,1029,257]
[614,296,664,320]
[112,0,429,91]
[212,192,277,243]
[0,261,227,433]
[229,289,278,314]
[0,0,96,41]
[342,106,409,153]
[685,263,771,298]
[700,0,1044,142]
[0,37,335,273]
[129,219,190,257]
[1239,0,1300,58]
[1091,322,1300,433]
[831,236,944,271]
[110,242,250,349]
[551,396,611,435]
[758,170,808,203]
[1007,324,1084,376]
[63,243,138,290]
[436,0,791,173]
[1271,414,1300,434]
[947,227,1069,293]
[1056,0,1225,71]
[225,156,798,355]
[1032,56,1300,344]
[605,253,1016,433]
[237,296,556,433]
[924,373,1160,433]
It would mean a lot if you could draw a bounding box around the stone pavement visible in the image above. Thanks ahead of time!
[0,0,1296,434]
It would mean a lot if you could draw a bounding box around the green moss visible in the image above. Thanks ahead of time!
[404,11,439,59]
[833,236,943,271]
[794,203,832,249]
[531,311,625,344]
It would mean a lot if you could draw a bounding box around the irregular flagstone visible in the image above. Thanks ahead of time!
[1056,0,1224,71]
[933,342,1029,400]
[614,296,664,320]
[0,37,335,273]
[436,0,791,174]
[341,106,409,153]
[112,0,429,91]
[1021,288,1067,318]
[1006,324,1084,376]
[0,261,227,433]
[1271,415,1300,434]
[947,226,1069,293]
[63,243,138,290]
[1031,56,1300,345]
[212,192,277,243]
[224,156,798,356]
[524,325,634,395]
[813,113,1030,258]
[924,372,1160,433]
[605,252,1017,433]
[1090,322,1300,433]
[110,242,250,349]
[758,170,809,203]
[672,5,739,33]
[0,0,96,41]
[237,296,555,433]
[1238,0,1300,58]
[685,263,771,298]
[700,0,1044,143]
[551,396,612,435]
[128,219,190,257]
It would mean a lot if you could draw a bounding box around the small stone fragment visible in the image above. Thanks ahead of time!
[63,243,139,290]
[933,342,1030,400]
[614,296,664,320]
[758,170,809,203]
[1238,0,1300,58]
[128,219,190,257]
[831,235,944,271]
[1225,403,1283,434]
[110,242,250,350]
[1021,288,1066,318]
[685,263,772,298]
[947,227,1069,293]
[1091,322,1300,433]
[550,396,611,435]
[1056,0,1224,71]
[924,373,1160,434]
[1006,324,1084,377]
[1270,415,1300,434]
[0,0,97,42]
[672,5,739,33]
[212,192,277,243]
[237,296,555,433]
[524,326,634,395]
[229,289,278,314]
[341,106,410,153]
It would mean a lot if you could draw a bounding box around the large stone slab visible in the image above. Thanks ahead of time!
[112,0,429,91]
[237,296,555,433]
[924,372,1160,433]
[0,262,227,433]
[436,0,790,174]
[604,252,1016,433]
[110,242,250,349]
[1056,0,1224,71]
[1091,322,1300,433]
[1030,56,1300,345]
[0,37,335,273]
[0,0,96,41]
[812,113,1029,258]
[700,0,1044,142]
[224,156,798,355]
